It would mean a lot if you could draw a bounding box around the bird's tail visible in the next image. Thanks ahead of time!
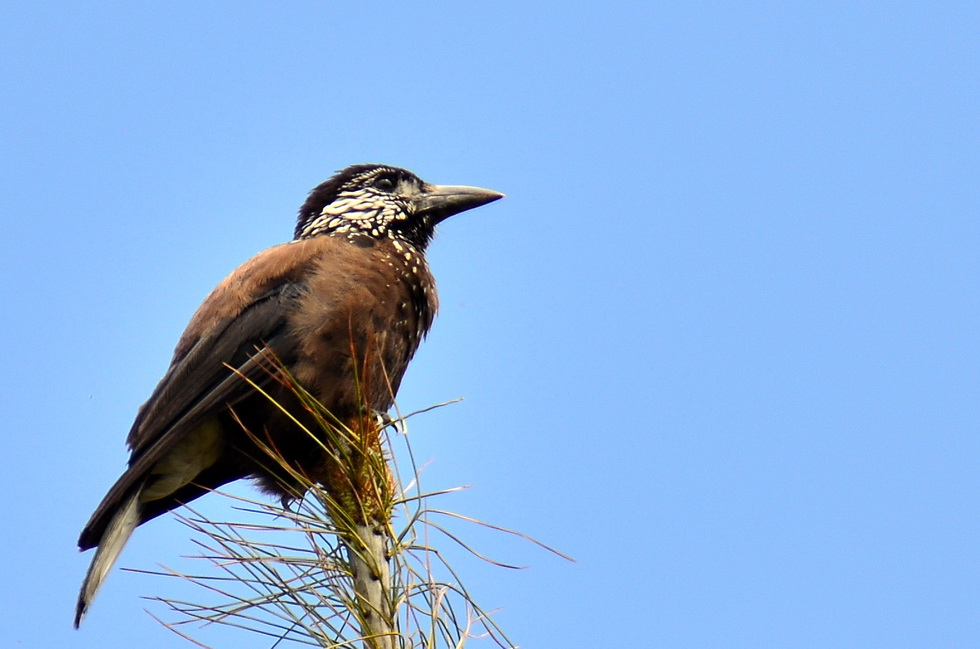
[74,488,142,628]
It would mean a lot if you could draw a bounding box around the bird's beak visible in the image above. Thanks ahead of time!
[416,184,505,224]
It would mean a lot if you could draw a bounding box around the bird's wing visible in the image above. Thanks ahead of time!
[127,239,321,455]
[79,239,323,549]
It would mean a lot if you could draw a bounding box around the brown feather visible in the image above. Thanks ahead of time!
[79,235,436,550]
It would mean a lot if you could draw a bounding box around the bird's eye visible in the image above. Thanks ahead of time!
[373,175,396,192]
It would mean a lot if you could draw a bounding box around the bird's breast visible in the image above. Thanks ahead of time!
[284,237,437,414]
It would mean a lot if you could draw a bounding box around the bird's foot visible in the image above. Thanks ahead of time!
[371,410,404,434]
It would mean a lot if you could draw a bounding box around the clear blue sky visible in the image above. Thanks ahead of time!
[2,2,978,647]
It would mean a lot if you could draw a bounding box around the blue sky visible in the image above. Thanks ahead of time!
[2,2,979,647]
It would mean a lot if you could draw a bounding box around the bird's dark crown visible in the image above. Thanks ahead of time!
[295,164,429,246]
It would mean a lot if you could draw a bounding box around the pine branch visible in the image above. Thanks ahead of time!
[131,359,571,648]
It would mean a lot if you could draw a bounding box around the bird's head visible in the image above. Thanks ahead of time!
[295,164,503,249]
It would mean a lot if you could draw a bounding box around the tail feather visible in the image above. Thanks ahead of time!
[74,488,142,628]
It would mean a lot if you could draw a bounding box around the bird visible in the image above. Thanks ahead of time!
[75,163,503,627]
